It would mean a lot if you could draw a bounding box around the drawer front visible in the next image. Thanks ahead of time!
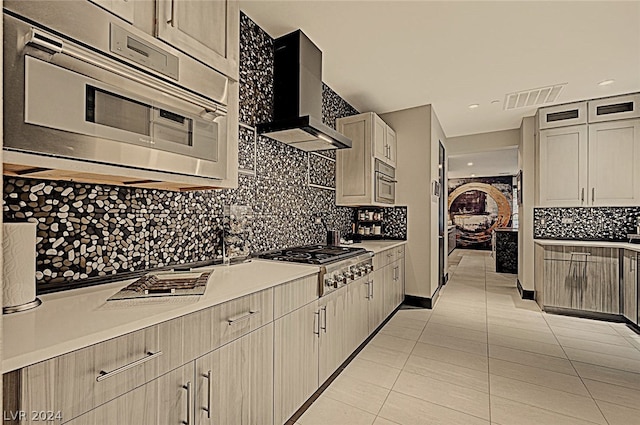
[543,246,617,263]
[273,274,318,319]
[395,244,405,259]
[214,288,274,347]
[374,248,395,269]
[20,326,160,424]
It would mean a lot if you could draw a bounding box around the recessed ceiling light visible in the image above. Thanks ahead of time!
[598,79,615,86]
[467,162,474,166]
[471,174,476,177]
[468,104,480,109]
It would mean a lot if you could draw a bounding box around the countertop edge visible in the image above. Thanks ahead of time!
[534,239,640,252]
[2,263,319,373]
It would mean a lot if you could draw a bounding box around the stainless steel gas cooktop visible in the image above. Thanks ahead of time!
[256,244,367,265]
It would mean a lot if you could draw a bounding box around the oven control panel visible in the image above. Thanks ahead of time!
[320,253,374,296]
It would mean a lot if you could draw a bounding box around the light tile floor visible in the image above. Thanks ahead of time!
[297,249,640,425]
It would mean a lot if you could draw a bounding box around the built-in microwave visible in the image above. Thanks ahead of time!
[374,159,396,204]
[3,3,230,181]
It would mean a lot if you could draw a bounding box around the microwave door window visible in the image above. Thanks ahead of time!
[86,86,151,137]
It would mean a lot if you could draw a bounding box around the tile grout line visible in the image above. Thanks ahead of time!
[483,253,493,425]
[373,310,431,423]
[541,311,612,425]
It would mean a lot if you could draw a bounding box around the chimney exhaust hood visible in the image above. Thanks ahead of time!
[256,30,352,151]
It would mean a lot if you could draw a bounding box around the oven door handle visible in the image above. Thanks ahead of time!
[378,175,398,184]
[25,28,227,118]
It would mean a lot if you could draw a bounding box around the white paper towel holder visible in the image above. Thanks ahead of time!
[3,221,41,314]
[3,297,41,314]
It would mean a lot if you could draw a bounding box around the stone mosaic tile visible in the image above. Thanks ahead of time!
[534,207,640,241]
[309,153,336,188]
[1,14,410,293]
[239,13,273,126]
[383,207,408,240]
[255,135,309,182]
[238,125,256,172]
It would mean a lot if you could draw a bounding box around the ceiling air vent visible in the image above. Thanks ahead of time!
[504,83,566,110]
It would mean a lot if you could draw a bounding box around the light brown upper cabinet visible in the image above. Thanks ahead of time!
[537,93,640,207]
[336,112,397,206]
[156,0,239,80]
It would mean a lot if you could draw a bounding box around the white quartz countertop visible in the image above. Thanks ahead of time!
[351,240,407,253]
[2,260,319,373]
[534,239,640,252]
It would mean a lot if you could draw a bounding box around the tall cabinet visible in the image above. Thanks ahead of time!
[336,112,397,206]
[537,93,640,207]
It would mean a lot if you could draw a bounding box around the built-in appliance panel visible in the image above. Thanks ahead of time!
[23,56,222,163]
[538,101,587,130]
[3,1,232,102]
[588,93,640,123]
[3,10,233,184]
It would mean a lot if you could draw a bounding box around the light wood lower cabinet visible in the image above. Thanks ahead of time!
[17,326,161,425]
[345,276,370,356]
[368,268,385,332]
[157,363,195,425]
[319,288,347,384]
[63,378,159,425]
[273,300,319,425]
[195,323,274,425]
[541,246,619,314]
[623,249,638,324]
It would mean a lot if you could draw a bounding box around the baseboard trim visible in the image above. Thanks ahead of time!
[405,284,443,310]
[544,306,625,323]
[404,295,432,309]
[516,279,535,300]
[623,317,640,335]
[284,303,404,425]
[443,273,449,285]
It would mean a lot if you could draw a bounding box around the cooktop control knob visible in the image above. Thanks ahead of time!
[326,278,335,288]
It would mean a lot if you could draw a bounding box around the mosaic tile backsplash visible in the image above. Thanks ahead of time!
[3,13,408,293]
[534,207,640,241]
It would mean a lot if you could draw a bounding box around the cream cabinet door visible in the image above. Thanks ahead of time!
[62,379,159,425]
[538,125,588,207]
[368,268,386,332]
[386,126,397,167]
[156,0,239,78]
[195,324,274,425]
[157,363,195,425]
[319,287,347,383]
[273,300,319,425]
[373,113,387,163]
[623,250,638,323]
[588,119,640,206]
[345,276,370,355]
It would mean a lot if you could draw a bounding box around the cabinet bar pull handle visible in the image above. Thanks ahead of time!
[387,253,393,258]
[321,306,327,333]
[167,0,176,26]
[569,252,591,256]
[313,311,320,336]
[203,370,212,419]
[371,279,374,299]
[365,280,371,299]
[227,310,259,325]
[96,351,163,382]
[581,188,585,204]
[182,381,191,425]
[592,188,595,203]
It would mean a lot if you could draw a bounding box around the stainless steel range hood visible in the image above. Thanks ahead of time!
[256,30,352,151]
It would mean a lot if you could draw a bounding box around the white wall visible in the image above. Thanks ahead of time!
[447,128,520,155]
[381,106,431,299]
[382,105,446,300]
[518,117,536,292]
